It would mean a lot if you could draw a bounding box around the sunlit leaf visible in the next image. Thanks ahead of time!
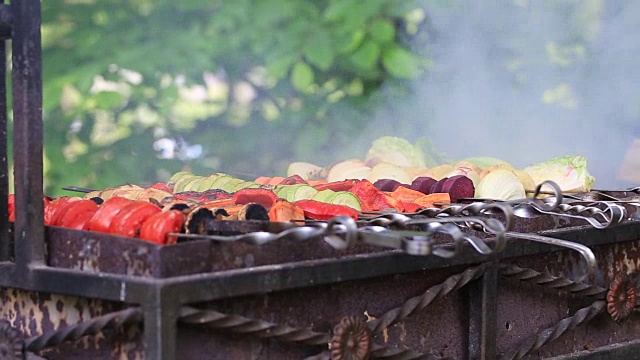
[381,45,421,78]
[291,61,315,92]
[304,32,335,70]
[350,40,380,70]
[93,91,125,110]
[369,19,395,44]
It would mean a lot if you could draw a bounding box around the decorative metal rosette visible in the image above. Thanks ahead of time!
[0,320,24,360]
[330,316,371,360]
[606,273,638,322]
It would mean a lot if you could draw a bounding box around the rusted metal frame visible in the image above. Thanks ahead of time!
[24,307,144,353]
[501,301,606,360]
[2,222,618,307]
[143,286,179,360]
[545,339,640,359]
[160,223,639,305]
[11,0,45,271]
[467,265,499,360]
[0,3,11,39]
[0,221,633,308]
[0,2,9,262]
[21,266,159,303]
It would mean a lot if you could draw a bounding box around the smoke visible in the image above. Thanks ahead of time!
[358,1,640,188]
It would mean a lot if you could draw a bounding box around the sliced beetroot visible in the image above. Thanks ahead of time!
[430,177,449,194]
[442,175,475,202]
[373,179,403,192]
[410,177,438,195]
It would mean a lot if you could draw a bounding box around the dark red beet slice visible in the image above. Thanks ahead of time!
[442,175,475,202]
[410,177,438,195]
[430,177,449,194]
[373,179,402,192]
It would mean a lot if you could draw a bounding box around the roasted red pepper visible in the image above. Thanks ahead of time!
[139,210,184,245]
[348,180,401,212]
[149,182,173,193]
[55,200,99,227]
[232,188,277,208]
[88,197,133,233]
[314,179,360,192]
[173,189,232,203]
[399,201,421,213]
[109,201,161,238]
[279,175,308,185]
[294,199,358,221]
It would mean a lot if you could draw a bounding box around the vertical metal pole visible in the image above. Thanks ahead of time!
[143,287,177,360]
[11,0,44,268]
[0,2,9,262]
[468,266,499,360]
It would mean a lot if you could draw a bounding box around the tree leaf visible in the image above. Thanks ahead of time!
[350,40,380,70]
[304,32,335,70]
[93,91,125,110]
[382,45,421,78]
[267,54,298,79]
[369,19,395,44]
[291,61,315,92]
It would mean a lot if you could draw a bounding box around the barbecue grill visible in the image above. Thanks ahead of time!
[3,2,640,359]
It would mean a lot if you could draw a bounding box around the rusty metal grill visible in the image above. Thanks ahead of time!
[2,2,640,359]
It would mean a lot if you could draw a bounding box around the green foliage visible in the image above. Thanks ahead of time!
[39,0,428,195]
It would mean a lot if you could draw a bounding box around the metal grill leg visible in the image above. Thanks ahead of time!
[468,266,499,360]
[143,294,178,360]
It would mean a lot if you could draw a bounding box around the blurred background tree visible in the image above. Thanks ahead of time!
[12,0,635,195]
[37,0,429,195]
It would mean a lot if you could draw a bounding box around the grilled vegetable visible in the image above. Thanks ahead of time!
[268,200,305,222]
[475,169,525,200]
[47,197,83,226]
[232,203,270,221]
[55,200,99,228]
[389,186,428,203]
[348,179,400,212]
[88,197,134,233]
[314,179,359,192]
[279,174,308,185]
[61,206,99,230]
[410,177,437,194]
[373,179,403,192]
[232,188,278,208]
[109,201,162,238]
[441,175,475,202]
[139,210,184,245]
[294,199,359,221]
[414,193,451,208]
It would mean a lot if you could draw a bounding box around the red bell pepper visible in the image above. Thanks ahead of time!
[88,196,133,233]
[109,201,162,238]
[139,210,184,245]
[294,199,358,221]
[399,201,422,213]
[232,188,277,208]
[149,182,173,193]
[314,179,360,192]
[55,200,99,227]
[348,179,401,212]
